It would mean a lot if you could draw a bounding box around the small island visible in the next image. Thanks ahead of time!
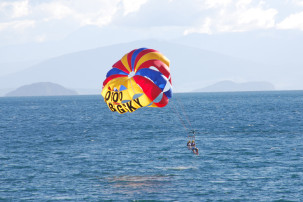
[194,81,275,92]
[6,82,78,97]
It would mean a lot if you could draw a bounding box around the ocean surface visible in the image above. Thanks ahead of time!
[1,91,303,201]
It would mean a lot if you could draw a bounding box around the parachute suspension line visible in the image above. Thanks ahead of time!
[174,94,193,130]
[169,99,189,132]
[170,94,194,133]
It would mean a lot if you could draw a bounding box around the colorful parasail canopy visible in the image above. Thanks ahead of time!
[101,48,172,114]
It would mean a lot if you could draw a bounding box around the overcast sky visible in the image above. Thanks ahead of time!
[1,0,303,47]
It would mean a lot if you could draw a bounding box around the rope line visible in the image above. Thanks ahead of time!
[170,93,196,134]
[174,94,193,130]
[169,101,189,132]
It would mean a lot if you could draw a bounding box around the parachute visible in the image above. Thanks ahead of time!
[101,48,172,114]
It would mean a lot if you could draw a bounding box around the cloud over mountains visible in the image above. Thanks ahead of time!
[1,0,303,46]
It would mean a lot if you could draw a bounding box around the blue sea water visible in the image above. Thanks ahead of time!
[1,91,303,201]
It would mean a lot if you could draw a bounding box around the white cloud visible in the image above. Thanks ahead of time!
[0,0,124,28]
[236,0,253,8]
[0,0,125,44]
[0,20,35,32]
[35,2,73,21]
[184,0,278,34]
[0,0,30,19]
[13,0,30,18]
[277,11,303,30]
[184,17,212,35]
[31,0,121,26]
[122,0,148,16]
[204,0,233,8]
[35,34,47,43]
[0,0,302,46]
[229,6,277,31]
[292,0,303,6]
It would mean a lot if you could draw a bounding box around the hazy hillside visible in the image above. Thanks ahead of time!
[6,82,78,97]
[194,81,275,92]
[2,28,303,67]
[1,29,302,91]
[175,30,303,66]
[0,40,281,94]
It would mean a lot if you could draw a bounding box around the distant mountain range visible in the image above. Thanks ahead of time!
[194,81,275,92]
[0,40,287,96]
[6,82,78,97]
[0,29,302,94]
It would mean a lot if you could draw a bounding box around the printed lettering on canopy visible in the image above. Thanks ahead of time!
[101,48,172,114]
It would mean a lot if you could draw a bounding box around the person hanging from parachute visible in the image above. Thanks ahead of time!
[187,140,191,147]
[185,129,199,155]
[192,147,199,155]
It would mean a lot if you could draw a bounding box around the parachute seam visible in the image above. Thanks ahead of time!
[129,78,136,96]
